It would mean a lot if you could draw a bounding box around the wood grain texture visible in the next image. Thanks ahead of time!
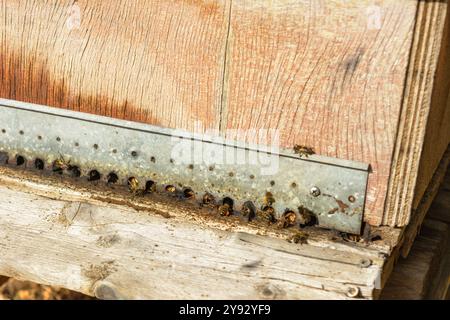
[400,146,449,258]
[222,0,418,226]
[384,0,449,226]
[0,0,448,228]
[381,219,449,300]
[0,167,392,300]
[413,2,450,212]
[0,0,230,132]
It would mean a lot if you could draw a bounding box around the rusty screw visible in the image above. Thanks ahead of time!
[310,186,321,197]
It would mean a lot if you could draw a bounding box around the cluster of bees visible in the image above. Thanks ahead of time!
[50,145,320,244]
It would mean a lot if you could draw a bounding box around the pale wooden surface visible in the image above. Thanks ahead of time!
[0,167,397,300]
[1,0,448,227]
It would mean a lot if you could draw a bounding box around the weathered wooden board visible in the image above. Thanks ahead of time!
[381,219,450,300]
[385,0,450,227]
[381,162,450,299]
[0,166,397,300]
[414,2,450,216]
[0,0,230,132]
[400,147,450,258]
[0,0,448,229]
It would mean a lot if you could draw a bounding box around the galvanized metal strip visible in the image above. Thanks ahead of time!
[0,98,369,233]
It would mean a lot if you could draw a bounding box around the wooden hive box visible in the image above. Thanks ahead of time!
[0,0,449,299]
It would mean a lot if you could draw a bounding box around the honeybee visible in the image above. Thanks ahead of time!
[128,177,140,194]
[277,211,297,228]
[293,145,315,158]
[298,206,315,227]
[257,206,276,224]
[202,193,215,206]
[263,192,275,206]
[53,154,71,171]
[287,231,308,245]
[218,203,232,217]
[241,202,256,221]
[165,185,176,193]
[342,233,361,242]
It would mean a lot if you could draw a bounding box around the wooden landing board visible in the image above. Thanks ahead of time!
[0,166,399,300]
[0,0,448,228]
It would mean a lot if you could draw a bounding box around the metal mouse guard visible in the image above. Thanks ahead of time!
[0,98,369,234]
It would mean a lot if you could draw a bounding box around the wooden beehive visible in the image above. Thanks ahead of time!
[0,0,449,299]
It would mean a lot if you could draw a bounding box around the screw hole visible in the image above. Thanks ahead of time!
[56,137,61,142]
[37,135,42,140]
[262,206,276,223]
[16,155,25,166]
[150,156,156,163]
[183,188,195,199]
[131,151,138,158]
[222,197,234,208]
[34,158,44,170]
[88,170,101,181]
[1,129,5,133]
[19,130,24,135]
[93,144,99,150]
[107,172,118,184]
[70,166,81,178]
[188,164,194,170]
[242,201,256,221]
[219,197,234,216]
[74,142,79,147]
[208,166,214,171]
[145,180,156,193]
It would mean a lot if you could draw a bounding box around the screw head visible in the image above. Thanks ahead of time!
[310,187,321,197]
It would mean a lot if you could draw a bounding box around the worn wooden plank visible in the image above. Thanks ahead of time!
[400,146,450,258]
[414,2,450,216]
[428,160,450,225]
[0,166,394,300]
[381,219,450,300]
[384,0,449,226]
[0,0,229,133]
